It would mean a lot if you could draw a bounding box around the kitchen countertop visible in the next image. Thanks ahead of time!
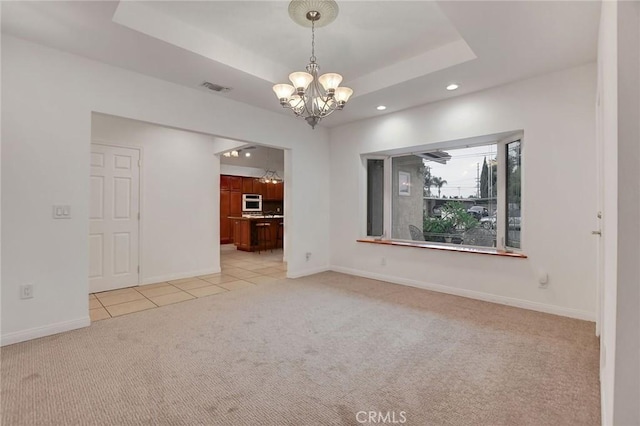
[228,215,284,220]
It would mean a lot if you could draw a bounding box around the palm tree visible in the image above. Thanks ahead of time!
[432,177,448,198]
[423,166,433,197]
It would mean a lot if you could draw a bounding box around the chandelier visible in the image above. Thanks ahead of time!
[257,148,283,184]
[272,0,353,129]
[259,170,283,184]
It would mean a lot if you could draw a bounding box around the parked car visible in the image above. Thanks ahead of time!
[480,212,521,230]
[467,205,489,219]
[480,213,496,229]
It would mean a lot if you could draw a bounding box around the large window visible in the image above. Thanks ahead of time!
[366,135,522,251]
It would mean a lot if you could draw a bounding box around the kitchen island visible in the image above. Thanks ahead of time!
[228,215,284,252]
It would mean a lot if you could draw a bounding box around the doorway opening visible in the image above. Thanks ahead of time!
[88,113,290,323]
[218,144,288,277]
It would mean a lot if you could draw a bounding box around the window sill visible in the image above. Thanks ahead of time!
[356,239,527,259]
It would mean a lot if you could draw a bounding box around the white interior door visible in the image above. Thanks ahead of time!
[89,144,140,293]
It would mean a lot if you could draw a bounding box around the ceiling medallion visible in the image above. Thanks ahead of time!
[288,0,339,28]
[273,0,353,129]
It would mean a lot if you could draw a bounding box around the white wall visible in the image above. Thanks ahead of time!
[0,7,4,341]
[597,1,618,424]
[0,7,3,343]
[91,113,221,284]
[598,2,640,423]
[329,63,598,320]
[1,35,330,345]
[612,1,640,424]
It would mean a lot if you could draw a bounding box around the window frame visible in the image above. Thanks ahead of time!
[363,132,524,252]
[365,158,386,237]
[501,134,524,251]
[362,155,390,238]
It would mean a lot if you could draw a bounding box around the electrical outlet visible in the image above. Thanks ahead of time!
[538,272,549,288]
[381,257,386,266]
[305,252,311,261]
[20,284,34,299]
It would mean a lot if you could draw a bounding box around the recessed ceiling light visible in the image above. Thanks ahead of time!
[446,84,459,91]
[245,152,251,157]
[376,105,387,111]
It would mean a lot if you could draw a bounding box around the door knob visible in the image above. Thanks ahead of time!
[592,230,602,235]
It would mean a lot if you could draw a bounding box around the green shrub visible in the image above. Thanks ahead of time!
[423,216,452,234]
[424,201,478,233]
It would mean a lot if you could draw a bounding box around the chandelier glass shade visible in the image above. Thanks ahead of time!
[273,2,353,129]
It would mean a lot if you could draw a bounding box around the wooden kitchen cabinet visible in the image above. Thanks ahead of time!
[232,220,241,249]
[220,175,243,244]
[229,216,283,252]
[229,192,242,242]
[220,175,231,191]
[230,176,242,192]
[264,182,284,201]
[233,219,251,251]
[220,174,283,244]
[265,182,276,200]
[220,190,231,244]
[242,177,254,194]
[230,192,242,215]
[253,180,265,197]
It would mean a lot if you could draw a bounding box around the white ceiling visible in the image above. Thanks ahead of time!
[1,1,601,128]
[142,1,463,78]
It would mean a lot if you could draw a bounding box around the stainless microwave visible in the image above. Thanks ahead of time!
[242,194,262,212]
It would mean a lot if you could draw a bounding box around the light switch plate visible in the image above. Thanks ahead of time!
[20,284,34,299]
[53,205,71,219]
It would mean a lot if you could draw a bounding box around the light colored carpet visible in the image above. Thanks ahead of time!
[1,272,599,425]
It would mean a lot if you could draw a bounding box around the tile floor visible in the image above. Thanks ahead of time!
[89,245,286,322]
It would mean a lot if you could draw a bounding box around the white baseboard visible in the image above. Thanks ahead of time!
[141,267,221,285]
[1,317,90,347]
[330,266,595,321]
[601,380,608,426]
[287,265,330,279]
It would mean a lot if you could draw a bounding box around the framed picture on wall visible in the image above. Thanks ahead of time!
[398,171,411,196]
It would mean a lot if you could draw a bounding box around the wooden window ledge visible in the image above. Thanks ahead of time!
[357,239,527,258]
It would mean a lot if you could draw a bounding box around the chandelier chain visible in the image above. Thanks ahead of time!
[310,19,316,63]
